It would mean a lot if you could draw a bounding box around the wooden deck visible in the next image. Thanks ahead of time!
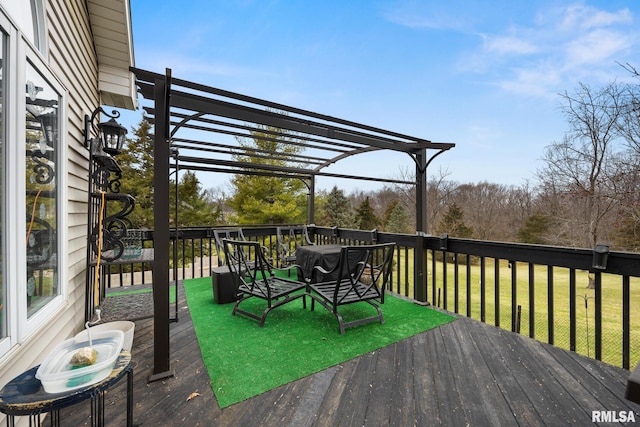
[58,282,640,426]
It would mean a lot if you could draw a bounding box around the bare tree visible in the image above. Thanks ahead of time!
[537,82,626,247]
[425,168,457,235]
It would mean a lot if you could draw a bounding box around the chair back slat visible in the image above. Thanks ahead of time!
[214,228,247,266]
[222,238,272,299]
[334,243,394,305]
[276,225,315,267]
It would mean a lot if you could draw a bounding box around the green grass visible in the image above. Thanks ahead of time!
[376,248,639,368]
[428,258,640,368]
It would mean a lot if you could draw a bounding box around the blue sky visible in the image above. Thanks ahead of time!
[123,0,640,192]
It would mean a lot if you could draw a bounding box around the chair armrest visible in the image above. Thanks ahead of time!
[310,262,340,282]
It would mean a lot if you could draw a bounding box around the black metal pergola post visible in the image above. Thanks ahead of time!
[149,69,174,381]
[414,148,429,303]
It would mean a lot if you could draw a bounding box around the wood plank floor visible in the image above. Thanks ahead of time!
[58,282,640,426]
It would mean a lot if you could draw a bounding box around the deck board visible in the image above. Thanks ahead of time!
[54,282,640,426]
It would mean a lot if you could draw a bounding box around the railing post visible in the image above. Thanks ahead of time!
[414,148,429,304]
[414,233,428,303]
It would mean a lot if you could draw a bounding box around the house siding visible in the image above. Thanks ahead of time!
[0,0,98,409]
[47,0,97,336]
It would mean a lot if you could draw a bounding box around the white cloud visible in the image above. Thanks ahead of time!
[383,2,638,99]
[483,35,539,55]
[479,3,637,97]
[380,2,471,31]
[558,4,632,32]
[496,66,561,98]
[565,28,632,65]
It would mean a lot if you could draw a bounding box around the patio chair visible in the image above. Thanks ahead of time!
[222,238,308,327]
[308,242,395,334]
[213,228,248,267]
[276,225,315,269]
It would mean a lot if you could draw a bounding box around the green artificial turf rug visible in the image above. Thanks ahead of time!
[183,276,456,408]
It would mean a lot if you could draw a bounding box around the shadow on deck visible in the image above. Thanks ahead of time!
[59,282,640,426]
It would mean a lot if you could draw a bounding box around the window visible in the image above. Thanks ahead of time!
[25,60,60,318]
[0,6,66,353]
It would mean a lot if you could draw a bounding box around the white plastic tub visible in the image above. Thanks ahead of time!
[35,330,124,393]
[75,321,135,351]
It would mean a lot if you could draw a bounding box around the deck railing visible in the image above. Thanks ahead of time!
[101,225,640,370]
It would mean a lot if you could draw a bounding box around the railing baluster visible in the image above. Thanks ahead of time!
[595,272,602,361]
[442,250,448,310]
[623,275,630,370]
[495,258,500,328]
[548,265,554,345]
[570,268,576,352]
[454,253,459,314]
[480,257,486,323]
[466,259,471,318]
[431,250,437,306]
[528,263,535,339]
[511,261,517,333]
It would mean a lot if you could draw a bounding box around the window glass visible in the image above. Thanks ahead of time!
[25,60,59,318]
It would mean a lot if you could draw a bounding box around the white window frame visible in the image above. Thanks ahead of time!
[0,8,68,356]
[0,9,17,357]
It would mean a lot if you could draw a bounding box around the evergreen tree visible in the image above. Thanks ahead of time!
[355,197,379,230]
[437,203,473,238]
[319,186,355,227]
[118,117,218,228]
[384,201,412,233]
[517,211,551,244]
[173,171,222,226]
[613,208,640,252]
[228,120,307,224]
[117,118,155,228]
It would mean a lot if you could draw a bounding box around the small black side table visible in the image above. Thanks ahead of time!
[0,351,132,427]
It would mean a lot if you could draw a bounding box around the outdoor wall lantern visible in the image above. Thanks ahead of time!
[84,107,127,156]
[592,244,610,270]
[439,234,449,251]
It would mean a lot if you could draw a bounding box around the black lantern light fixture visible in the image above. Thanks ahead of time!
[98,117,127,155]
[592,244,610,270]
[84,107,127,156]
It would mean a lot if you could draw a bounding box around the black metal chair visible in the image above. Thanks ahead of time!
[214,228,248,267]
[222,238,308,326]
[307,242,395,334]
[276,225,315,269]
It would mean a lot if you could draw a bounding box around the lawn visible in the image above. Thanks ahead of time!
[388,249,640,368]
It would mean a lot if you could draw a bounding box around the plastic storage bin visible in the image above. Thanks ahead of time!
[35,330,124,393]
[75,321,135,351]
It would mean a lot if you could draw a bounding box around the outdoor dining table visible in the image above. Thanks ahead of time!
[296,244,369,283]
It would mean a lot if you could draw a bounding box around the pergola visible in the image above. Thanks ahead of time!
[131,67,455,380]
